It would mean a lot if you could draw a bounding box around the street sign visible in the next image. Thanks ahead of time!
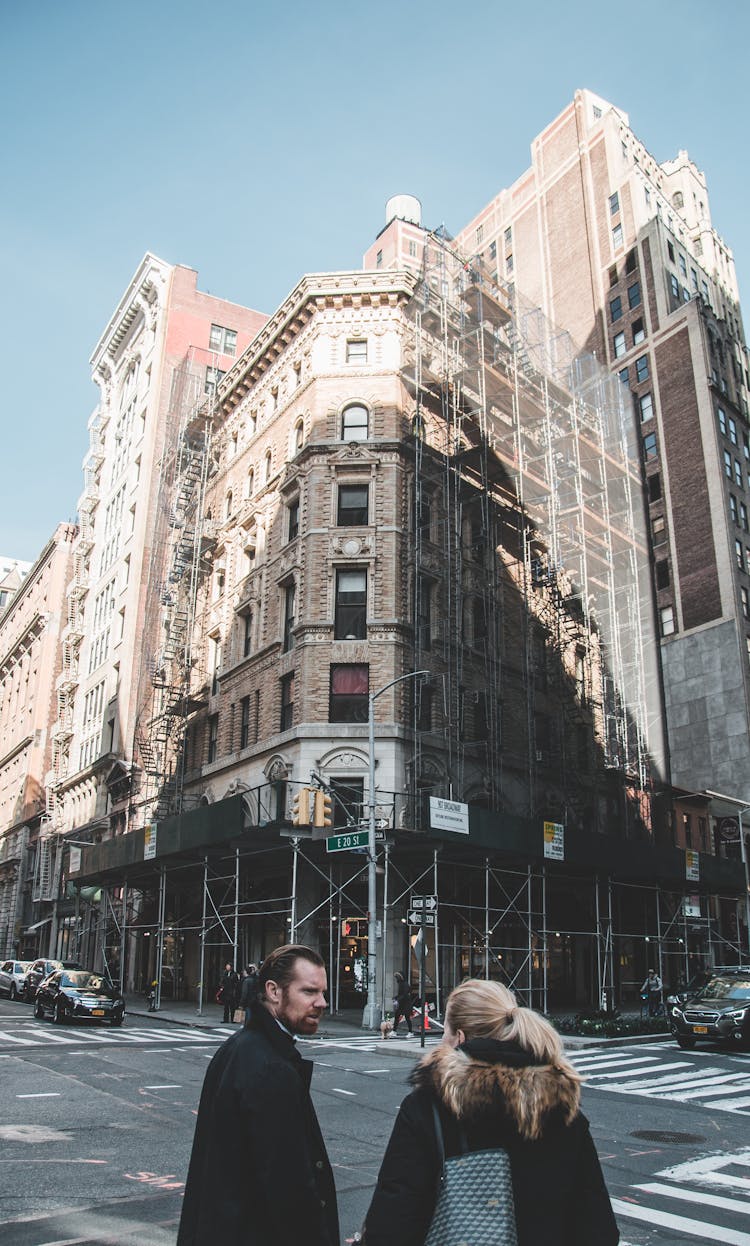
[326,830,368,853]
[407,910,437,926]
[429,796,469,834]
[410,894,438,911]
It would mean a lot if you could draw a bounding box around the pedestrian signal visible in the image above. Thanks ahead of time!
[291,787,312,826]
[313,789,333,828]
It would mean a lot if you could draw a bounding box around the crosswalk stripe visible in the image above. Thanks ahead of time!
[575,1055,659,1071]
[0,1029,39,1045]
[636,1181,750,1216]
[603,1065,725,1091]
[668,1076,750,1100]
[587,1061,690,1082]
[703,1095,750,1112]
[611,1197,750,1244]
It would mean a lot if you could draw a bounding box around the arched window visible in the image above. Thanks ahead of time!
[225,490,233,520]
[342,403,369,441]
[263,449,272,483]
[293,418,304,454]
[246,467,255,498]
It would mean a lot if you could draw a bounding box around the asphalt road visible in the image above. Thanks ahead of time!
[0,998,749,1244]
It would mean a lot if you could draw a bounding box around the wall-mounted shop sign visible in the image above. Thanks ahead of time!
[144,823,158,861]
[685,849,700,881]
[543,821,565,861]
[429,797,469,834]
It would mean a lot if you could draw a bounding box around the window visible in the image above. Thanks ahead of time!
[415,684,433,732]
[293,419,304,454]
[628,282,641,309]
[736,539,745,572]
[225,490,233,520]
[679,254,687,278]
[329,663,369,722]
[609,266,618,288]
[718,408,727,436]
[613,332,626,359]
[618,366,629,387]
[280,673,294,732]
[612,223,623,249]
[246,467,255,498]
[341,403,369,441]
[691,268,698,292]
[724,449,733,478]
[335,569,367,640]
[240,696,251,749]
[346,339,368,365]
[742,503,749,532]
[610,296,623,323]
[609,191,620,216]
[670,273,679,299]
[632,318,645,345]
[282,583,296,652]
[660,606,675,636]
[242,613,253,659]
[205,366,225,395]
[728,417,738,445]
[652,515,666,541]
[408,240,418,258]
[337,482,369,526]
[730,494,739,524]
[505,253,514,275]
[639,392,654,421]
[488,240,497,261]
[625,249,637,274]
[504,226,512,248]
[263,449,272,483]
[742,587,750,622]
[210,637,221,694]
[292,362,301,390]
[635,354,649,383]
[643,432,658,460]
[209,324,237,355]
[735,460,743,488]
[418,579,433,651]
[207,714,219,763]
[375,249,382,268]
[655,559,670,589]
[648,473,662,501]
[475,224,484,245]
[287,499,299,542]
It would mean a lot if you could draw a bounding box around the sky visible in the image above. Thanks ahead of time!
[2,0,749,562]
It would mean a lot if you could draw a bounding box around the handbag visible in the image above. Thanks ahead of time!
[424,1102,518,1246]
[233,1007,244,1024]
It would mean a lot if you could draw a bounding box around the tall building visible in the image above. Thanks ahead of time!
[46,256,266,917]
[454,89,750,805]
[0,557,31,613]
[0,524,76,957]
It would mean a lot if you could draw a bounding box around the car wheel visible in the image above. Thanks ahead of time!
[34,998,45,1020]
[9,983,17,1001]
[110,1015,123,1027]
[54,1001,66,1025]
[677,1035,696,1049]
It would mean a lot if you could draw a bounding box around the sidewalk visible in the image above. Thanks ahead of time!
[126,998,672,1050]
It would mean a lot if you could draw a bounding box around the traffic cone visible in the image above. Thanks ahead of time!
[423,1003,430,1030]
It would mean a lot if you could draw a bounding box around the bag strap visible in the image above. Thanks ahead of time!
[431,1102,446,1180]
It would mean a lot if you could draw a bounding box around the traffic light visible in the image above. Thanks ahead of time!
[313,789,333,828]
[291,787,312,826]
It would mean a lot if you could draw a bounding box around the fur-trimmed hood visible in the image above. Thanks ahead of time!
[411,1039,580,1142]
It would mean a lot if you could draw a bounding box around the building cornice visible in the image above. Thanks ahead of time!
[89,252,171,371]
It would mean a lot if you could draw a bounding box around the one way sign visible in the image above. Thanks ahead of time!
[410,894,438,911]
[408,910,437,926]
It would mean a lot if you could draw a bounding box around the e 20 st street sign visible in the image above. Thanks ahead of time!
[326,830,368,853]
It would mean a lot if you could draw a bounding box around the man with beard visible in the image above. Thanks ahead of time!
[178,944,339,1246]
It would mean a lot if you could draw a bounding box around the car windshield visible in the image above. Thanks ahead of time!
[697,976,750,1002]
[61,972,110,991]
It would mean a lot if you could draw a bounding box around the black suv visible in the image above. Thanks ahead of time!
[21,959,81,1002]
[670,968,750,1050]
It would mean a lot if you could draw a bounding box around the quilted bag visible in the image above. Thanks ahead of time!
[424,1103,518,1246]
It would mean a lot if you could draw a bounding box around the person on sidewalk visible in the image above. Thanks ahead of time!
[392,971,414,1037]
[641,968,663,1017]
[239,962,258,1023]
[178,944,339,1246]
[361,978,619,1246]
[218,962,239,1024]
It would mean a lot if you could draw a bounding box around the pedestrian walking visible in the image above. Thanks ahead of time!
[641,968,663,1017]
[239,962,258,1023]
[218,962,239,1024]
[178,943,339,1246]
[361,978,619,1246]
[392,971,414,1037]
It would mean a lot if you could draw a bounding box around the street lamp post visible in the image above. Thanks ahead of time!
[704,790,750,963]
[362,669,429,1030]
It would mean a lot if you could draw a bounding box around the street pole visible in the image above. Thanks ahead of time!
[362,669,429,1030]
[704,791,750,963]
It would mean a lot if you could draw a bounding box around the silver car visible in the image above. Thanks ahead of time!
[0,960,32,1001]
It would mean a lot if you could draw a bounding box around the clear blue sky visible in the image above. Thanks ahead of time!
[2,0,748,561]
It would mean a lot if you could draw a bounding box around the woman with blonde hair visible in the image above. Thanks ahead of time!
[362,979,618,1245]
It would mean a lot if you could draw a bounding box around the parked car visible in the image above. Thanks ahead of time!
[21,958,82,1002]
[0,960,32,1000]
[670,968,750,1050]
[34,969,125,1027]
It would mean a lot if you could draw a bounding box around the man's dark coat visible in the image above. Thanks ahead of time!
[177,1004,339,1246]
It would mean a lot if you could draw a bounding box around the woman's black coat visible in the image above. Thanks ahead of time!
[363,1039,619,1246]
[177,1004,339,1246]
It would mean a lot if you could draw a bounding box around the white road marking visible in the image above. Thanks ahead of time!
[16,1092,61,1098]
[332,1087,356,1095]
[143,1084,181,1089]
[703,1095,750,1111]
[636,1182,750,1215]
[588,1060,690,1081]
[612,1197,750,1244]
[0,1029,39,1045]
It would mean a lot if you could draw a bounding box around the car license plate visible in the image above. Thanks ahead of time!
[693,1025,708,1033]
[92,1009,105,1016]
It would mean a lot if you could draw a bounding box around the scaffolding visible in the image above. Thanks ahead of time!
[403,232,665,830]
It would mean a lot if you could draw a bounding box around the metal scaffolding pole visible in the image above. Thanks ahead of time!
[485,857,490,980]
[233,847,240,969]
[527,866,533,1005]
[433,848,441,1017]
[291,837,299,943]
[155,865,166,1011]
[120,880,128,996]
[198,856,208,1017]
[542,864,548,1014]
[381,843,390,1020]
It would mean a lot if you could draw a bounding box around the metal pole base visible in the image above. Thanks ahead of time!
[361,1001,381,1030]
